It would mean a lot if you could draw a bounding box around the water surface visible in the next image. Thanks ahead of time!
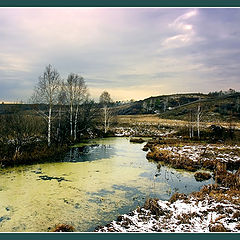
[0,137,213,232]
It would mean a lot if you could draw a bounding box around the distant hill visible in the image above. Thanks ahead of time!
[114,93,208,114]
[114,92,240,121]
[1,91,239,122]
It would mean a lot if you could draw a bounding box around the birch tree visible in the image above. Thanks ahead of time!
[188,109,194,138]
[65,73,87,141]
[65,73,78,138]
[196,103,202,139]
[73,76,87,141]
[56,82,67,143]
[99,91,113,134]
[32,64,60,146]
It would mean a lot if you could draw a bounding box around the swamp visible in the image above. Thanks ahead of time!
[0,137,214,232]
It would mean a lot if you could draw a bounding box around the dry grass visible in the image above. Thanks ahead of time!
[209,223,227,232]
[117,114,240,129]
[169,193,188,204]
[145,138,240,173]
[191,184,240,205]
[117,114,188,127]
[130,138,145,143]
[194,172,212,181]
[214,164,240,189]
[143,198,165,216]
[146,146,199,172]
[52,224,75,232]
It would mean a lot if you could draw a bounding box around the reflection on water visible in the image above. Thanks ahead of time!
[0,137,213,232]
[65,144,115,162]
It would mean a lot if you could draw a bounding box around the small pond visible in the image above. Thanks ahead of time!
[0,137,213,232]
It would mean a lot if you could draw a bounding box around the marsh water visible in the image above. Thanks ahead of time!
[0,137,213,232]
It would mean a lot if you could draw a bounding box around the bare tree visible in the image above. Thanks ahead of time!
[196,103,202,139]
[65,73,78,138]
[163,97,168,112]
[32,64,61,146]
[75,97,98,137]
[73,77,87,141]
[99,91,113,134]
[65,73,87,141]
[0,104,45,163]
[56,82,67,142]
[189,109,194,138]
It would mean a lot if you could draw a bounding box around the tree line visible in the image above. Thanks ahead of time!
[31,64,116,146]
[0,64,115,166]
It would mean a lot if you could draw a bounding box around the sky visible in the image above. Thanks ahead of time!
[0,7,240,102]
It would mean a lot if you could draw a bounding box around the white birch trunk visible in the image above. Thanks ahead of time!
[70,103,73,137]
[197,114,200,139]
[48,106,52,147]
[104,107,107,133]
[189,123,192,138]
[74,105,79,141]
[57,107,61,142]
[197,104,201,139]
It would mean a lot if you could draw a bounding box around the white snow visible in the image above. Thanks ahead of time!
[155,144,240,163]
[96,193,240,232]
[113,127,175,137]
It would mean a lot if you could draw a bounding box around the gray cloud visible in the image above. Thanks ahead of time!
[0,8,240,102]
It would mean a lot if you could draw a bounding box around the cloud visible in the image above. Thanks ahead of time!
[0,53,32,73]
[162,9,198,48]
[0,8,240,102]
[171,9,197,27]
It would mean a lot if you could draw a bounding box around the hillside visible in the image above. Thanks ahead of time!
[115,93,208,115]
[114,92,240,122]
[1,91,240,122]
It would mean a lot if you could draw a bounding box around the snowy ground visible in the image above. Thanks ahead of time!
[154,144,240,164]
[96,186,240,232]
[114,126,175,137]
[95,142,240,233]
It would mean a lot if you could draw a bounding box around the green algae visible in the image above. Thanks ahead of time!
[0,137,213,232]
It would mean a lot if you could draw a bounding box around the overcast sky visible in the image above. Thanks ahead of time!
[0,7,240,102]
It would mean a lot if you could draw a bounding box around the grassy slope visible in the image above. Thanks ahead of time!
[114,93,240,123]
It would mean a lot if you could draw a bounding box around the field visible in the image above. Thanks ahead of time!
[116,114,240,129]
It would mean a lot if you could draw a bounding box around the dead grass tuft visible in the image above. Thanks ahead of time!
[194,172,212,181]
[130,138,145,143]
[177,213,191,224]
[169,193,188,204]
[209,223,227,232]
[143,198,165,216]
[52,224,75,232]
